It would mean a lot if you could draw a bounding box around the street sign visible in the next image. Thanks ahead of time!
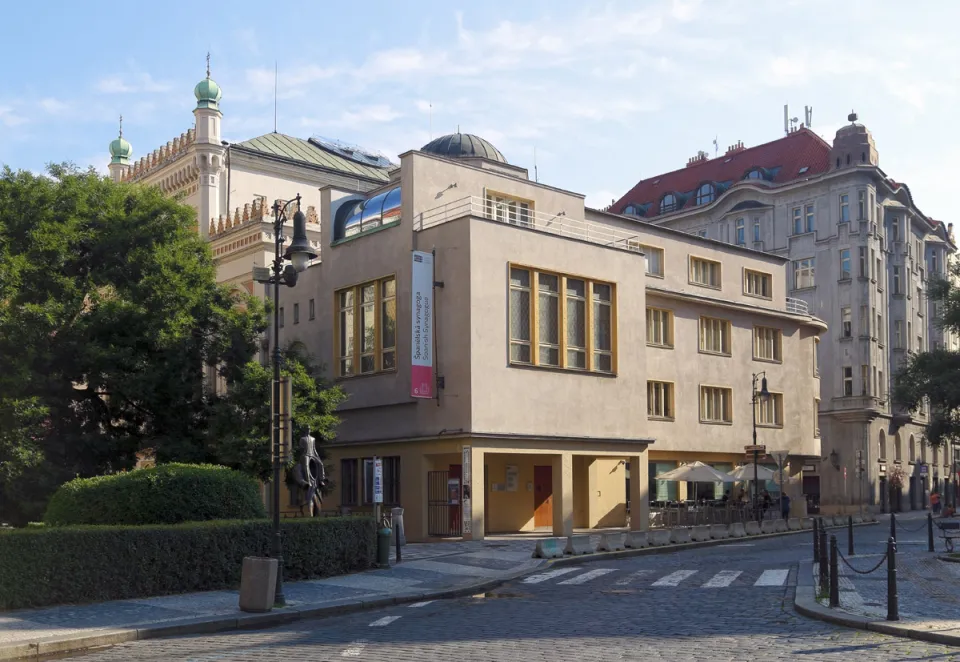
[745,454,768,462]
[744,444,766,453]
[373,457,383,504]
[919,464,929,476]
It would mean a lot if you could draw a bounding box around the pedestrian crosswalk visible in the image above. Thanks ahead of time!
[521,567,790,589]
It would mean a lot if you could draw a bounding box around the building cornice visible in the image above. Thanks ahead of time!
[645,285,828,330]
[326,429,655,447]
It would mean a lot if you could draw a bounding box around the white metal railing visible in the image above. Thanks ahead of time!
[417,196,644,254]
[785,297,809,315]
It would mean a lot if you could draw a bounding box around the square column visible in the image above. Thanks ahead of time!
[462,446,485,541]
[629,452,650,531]
[552,452,574,537]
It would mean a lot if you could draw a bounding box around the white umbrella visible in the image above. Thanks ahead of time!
[655,461,736,483]
[727,464,776,481]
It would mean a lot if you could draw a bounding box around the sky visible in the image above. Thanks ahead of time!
[1,0,958,217]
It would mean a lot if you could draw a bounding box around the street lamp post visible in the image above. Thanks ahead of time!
[262,194,317,606]
[751,372,771,523]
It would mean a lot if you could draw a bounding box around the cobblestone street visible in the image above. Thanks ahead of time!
[60,523,960,661]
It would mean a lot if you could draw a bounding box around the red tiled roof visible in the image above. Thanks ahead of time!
[612,128,832,219]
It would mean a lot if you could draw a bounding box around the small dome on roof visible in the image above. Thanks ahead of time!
[109,116,132,165]
[195,54,221,110]
[421,132,506,163]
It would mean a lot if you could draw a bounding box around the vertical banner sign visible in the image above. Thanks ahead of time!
[373,457,383,504]
[462,446,472,535]
[411,251,435,398]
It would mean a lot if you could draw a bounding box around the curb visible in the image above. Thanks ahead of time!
[793,560,960,647]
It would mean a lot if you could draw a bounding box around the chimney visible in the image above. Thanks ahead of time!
[686,150,709,167]
[725,140,745,156]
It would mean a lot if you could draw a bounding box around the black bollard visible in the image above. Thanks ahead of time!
[819,529,828,593]
[813,517,820,563]
[829,534,839,608]
[890,511,896,542]
[848,515,855,556]
[887,536,899,621]
[928,511,935,553]
[396,523,402,563]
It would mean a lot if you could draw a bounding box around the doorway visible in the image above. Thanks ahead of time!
[533,465,553,528]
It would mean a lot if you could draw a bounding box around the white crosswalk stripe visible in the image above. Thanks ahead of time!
[702,570,742,587]
[369,616,402,627]
[754,569,789,587]
[558,568,617,585]
[652,570,698,587]
[522,567,581,584]
[615,569,654,586]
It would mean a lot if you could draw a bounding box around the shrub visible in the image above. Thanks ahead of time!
[43,464,265,526]
[0,516,375,609]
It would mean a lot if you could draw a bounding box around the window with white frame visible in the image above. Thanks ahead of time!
[486,192,532,226]
[699,316,731,355]
[753,218,761,242]
[895,320,904,348]
[794,257,815,289]
[641,245,664,277]
[805,204,815,233]
[840,249,851,279]
[690,256,722,288]
[861,364,870,395]
[744,269,772,298]
[839,194,850,223]
[858,191,866,220]
[700,386,732,423]
[893,266,902,294]
[754,326,782,362]
[647,381,675,419]
[735,218,745,246]
[841,307,852,338]
[842,366,853,396]
[756,392,783,427]
[646,307,674,348]
[792,207,803,235]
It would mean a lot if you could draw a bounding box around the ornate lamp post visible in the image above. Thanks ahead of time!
[751,372,771,522]
[258,194,317,606]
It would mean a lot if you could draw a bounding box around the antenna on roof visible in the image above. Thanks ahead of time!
[783,104,789,136]
[804,105,813,128]
[273,62,278,134]
[712,136,718,158]
[534,146,538,183]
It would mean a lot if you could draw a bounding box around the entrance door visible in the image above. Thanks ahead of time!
[533,465,553,527]
[802,475,820,515]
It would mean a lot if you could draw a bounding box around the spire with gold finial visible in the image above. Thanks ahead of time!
[194,52,222,111]
[109,114,132,165]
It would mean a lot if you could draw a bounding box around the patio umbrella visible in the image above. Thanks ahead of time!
[655,461,736,483]
[727,464,776,481]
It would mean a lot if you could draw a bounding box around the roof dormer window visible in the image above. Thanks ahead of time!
[745,169,764,180]
[623,203,646,217]
[660,193,678,214]
[695,183,715,206]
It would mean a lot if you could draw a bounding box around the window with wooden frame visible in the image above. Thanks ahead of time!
[641,245,664,277]
[647,381,675,420]
[753,326,782,362]
[744,269,772,299]
[699,316,731,355]
[340,458,358,506]
[813,337,820,376]
[689,256,721,288]
[335,276,397,378]
[646,307,674,348]
[508,265,616,373]
[485,190,533,226]
[756,392,783,427]
[700,386,732,423]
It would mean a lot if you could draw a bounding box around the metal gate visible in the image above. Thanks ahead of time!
[427,470,461,537]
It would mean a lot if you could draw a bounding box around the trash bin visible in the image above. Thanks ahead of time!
[391,507,405,547]
[239,556,277,613]
[377,523,392,567]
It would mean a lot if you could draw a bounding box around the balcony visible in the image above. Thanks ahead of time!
[417,196,643,253]
[786,298,809,315]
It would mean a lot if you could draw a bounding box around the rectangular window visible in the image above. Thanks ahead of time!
[814,399,820,437]
[858,190,866,220]
[840,249,851,280]
[793,257,815,289]
[793,207,803,235]
[641,245,664,277]
[843,366,853,396]
[509,266,615,373]
[689,256,721,288]
[336,275,397,377]
[735,218,745,246]
[308,298,316,320]
[647,381,675,419]
[293,302,300,325]
[839,194,849,223]
[876,257,882,288]
[279,306,285,328]
[699,316,731,355]
[877,313,883,345]
[859,305,868,337]
[813,337,820,376]
[859,247,866,278]
[892,217,900,242]
[841,307,852,338]
[756,392,783,427]
[486,191,532,226]
[805,204,815,233]
[908,321,912,351]
[861,365,870,396]
[340,458,358,506]
[363,459,374,504]
[917,287,923,311]
[700,386,732,423]
[895,320,903,348]
[744,269,772,298]
[873,366,878,399]
[932,252,939,275]
[381,456,401,506]
[754,326,782,362]
[753,219,760,242]
[646,307,674,348]
[893,266,901,294]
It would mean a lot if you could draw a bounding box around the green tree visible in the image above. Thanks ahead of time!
[893,261,960,451]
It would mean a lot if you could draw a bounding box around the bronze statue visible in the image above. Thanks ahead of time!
[293,428,326,517]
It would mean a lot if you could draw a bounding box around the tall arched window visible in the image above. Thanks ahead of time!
[695,183,715,205]
[660,194,677,214]
[894,433,902,462]
[909,435,916,462]
[878,430,887,461]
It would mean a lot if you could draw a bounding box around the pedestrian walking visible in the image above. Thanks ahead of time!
[780,493,791,520]
[931,491,941,515]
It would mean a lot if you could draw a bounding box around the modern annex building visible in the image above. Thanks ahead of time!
[278,132,825,541]
[610,114,958,515]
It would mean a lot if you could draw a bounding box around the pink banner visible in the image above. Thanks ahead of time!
[411,251,434,399]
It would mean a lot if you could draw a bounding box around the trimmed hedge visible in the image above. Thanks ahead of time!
[0,516,376,609]
[43,464,266,526]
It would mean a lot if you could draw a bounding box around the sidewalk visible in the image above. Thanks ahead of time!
[795,511,960,647]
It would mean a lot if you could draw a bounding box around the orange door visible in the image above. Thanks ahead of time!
[533,465,553,527]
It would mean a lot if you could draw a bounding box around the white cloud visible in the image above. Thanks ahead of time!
[95,72,173,94]
[40,98,70,115]
[300,104,402,131]
[0,106,28,127]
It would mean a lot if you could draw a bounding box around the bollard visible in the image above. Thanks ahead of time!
[887,536,899,621]
[848,515,855,556]
[829,535,839,608]
[819,529,828,594]
[890,511,896,542]
[396,523,402,563]
[928,512,935,553]
[812,517,820,563]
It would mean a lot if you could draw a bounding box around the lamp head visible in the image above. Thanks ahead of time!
[284,208,318,272]
[759,376,770,401]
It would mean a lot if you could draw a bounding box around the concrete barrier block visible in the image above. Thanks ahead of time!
[800,518,814,529]
[564,535,594,555]
[787,518,802,531]
[624,531,648,549]
[649,529,672,546]
[863,512,876,523]
[709,524,729,539]
[852,515,863,524]
[596,532,625,552]
[774,519,787,533]
[669,527,692,544]
[760,520,778,534]
[729,522,746,538]
[691,525,711,542]
[744,521,761,536]
[533,538,564,559]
